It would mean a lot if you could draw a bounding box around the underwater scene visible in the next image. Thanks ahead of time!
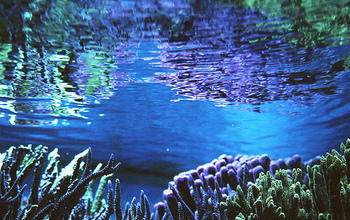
[1,0,350,219]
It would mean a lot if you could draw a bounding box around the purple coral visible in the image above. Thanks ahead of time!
[156,153,321,219]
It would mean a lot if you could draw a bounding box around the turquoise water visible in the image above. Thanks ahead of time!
[1,40,350,205]
[1,0,350,206]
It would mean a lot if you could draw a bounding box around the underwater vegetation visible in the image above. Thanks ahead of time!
[1,138,350,219]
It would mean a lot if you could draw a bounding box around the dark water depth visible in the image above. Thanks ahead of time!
[1,0,350,206]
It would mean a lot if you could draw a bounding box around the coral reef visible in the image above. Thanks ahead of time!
[1,138,349,220]
[0,145,121,219]
[220,142,350,220]
[157,153,319,219]
[155,138,350,220]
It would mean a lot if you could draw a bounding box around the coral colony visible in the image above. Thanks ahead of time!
[1,139,350,219]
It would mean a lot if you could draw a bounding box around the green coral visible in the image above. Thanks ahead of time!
[221,139,350,220]
[308,144,350,219]
[0,144,121,219]
[0,144,155,220]
[221,170,311,219]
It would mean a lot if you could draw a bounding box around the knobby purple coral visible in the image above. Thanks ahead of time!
[156,153,321,219]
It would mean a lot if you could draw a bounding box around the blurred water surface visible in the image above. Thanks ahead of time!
[1,0,350,205]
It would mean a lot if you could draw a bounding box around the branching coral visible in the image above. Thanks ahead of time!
[119,190,152,220]
[156,152,318,219]
[0,145,43,219]
[154,139,350,220]
[221,169,317,219]
[0,145,121,220]
[1,138,350,220]
[307,146,350,220]
[220,139,350,220]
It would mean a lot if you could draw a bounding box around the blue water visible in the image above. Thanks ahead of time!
[1,0,350,207]
[1,41,350,205]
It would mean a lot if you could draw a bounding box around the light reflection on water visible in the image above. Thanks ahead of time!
[1,41,349,205]
[1,0,350,206]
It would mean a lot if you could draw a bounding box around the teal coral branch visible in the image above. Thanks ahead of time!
[92,180,115,220]
[38,151,120,220]
[28,145,48,206]
[0,145,124,220]
[115,178,123,220]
